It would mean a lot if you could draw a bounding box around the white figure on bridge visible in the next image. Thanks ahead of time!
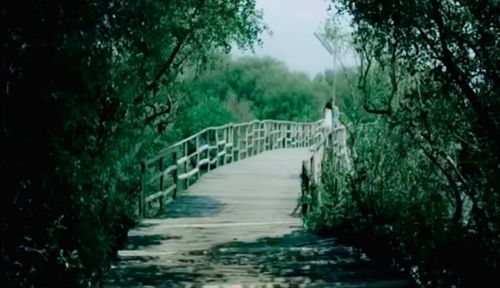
[323,100,339,133]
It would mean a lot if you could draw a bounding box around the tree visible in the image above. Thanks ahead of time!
[305,1,499,286]
[1,1,263,286]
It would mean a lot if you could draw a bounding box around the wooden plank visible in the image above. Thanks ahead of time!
[178,168,199,180]
[149,164,177,183]
[198,158,209,166]
[176,156,189,165]
[114,150,407,286]
[197,144,209,153]
[176,151,197,165]
[145,119,324,165]
[145,184,177,203]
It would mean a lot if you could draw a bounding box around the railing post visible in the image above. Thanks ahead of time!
[223,127,227,165]
[196,135,200,178]
[257,122,261,153]
[251,123,255,154]
[262,122,266,151]
[184,142,189,189]
[140,162,147,218]
[230,125,235,162]
[246,124,251,157]
[267,122,272,151]
[159,157,164,211]
[301,124,305,147]
[207,130,211,171]
[215,128,219,168]
[238,126,243,160]
[234,126,238,161]
[173,151,178,199]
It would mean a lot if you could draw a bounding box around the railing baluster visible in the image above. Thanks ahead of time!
[173,151,178,199]
[141,119,328,218]
[207,130,211,172]
[140,162,147,218]
[223,127,227,165]
[159,156,164,211]
[184,141,189,189]
[196,135,200,178]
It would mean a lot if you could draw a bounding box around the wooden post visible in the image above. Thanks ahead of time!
[230,125,235,162]
[292,124,295,147]
[267,123,272,151]
[215,128,219,168]
[196,135,200,178]
[254,122,258,155]
[184,142,189,189]
[246,124,250,157]
[222,128,227,165]
[256,122,260,153]
[173,151,178,199]
[159,157,164,211]
[238,126,242,160]
[262,123,265,151]
[301,124,305,147]
[242,125,246,159]
[234,126,239,161]
[140,162,147,218]
[207,130,211,171]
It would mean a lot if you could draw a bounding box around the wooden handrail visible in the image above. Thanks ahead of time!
[139,119,324,218]
[300,124,350,215]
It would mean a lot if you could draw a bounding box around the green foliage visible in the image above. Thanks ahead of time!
[306,0,500,286]
[175,97,236,138]
[175,55,328,131]
[1,1,263,286]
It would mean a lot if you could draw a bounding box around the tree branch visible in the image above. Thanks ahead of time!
[430,0,500,150]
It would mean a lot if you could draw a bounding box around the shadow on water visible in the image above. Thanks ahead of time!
[155,195,225,219]
[106,230,411,287]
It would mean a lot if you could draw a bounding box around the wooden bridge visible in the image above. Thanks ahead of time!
[106,120,408,287]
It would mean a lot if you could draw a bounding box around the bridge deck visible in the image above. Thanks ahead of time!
[107,149,407,287]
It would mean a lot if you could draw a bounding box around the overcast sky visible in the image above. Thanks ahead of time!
[233,0,338,78]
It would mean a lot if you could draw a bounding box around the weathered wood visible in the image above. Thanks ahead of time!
[172,151,178,199]
[140,119,324,218]
[145,184,176,203]
[139,162,146,218]
[196,135,200,178]
[301,124,350,214]
[198,158,209,166]
[206,130,211,172]
[159,157,164,210]
[184,141,189,189]
[111,148,406,287]
[215,129,220,168]
[178,168,199,180]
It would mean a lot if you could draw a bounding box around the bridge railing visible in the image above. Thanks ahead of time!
[140,119,324,217]
[300,124,350,215]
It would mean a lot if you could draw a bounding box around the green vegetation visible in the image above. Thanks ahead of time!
[1,1,328,285]
[174,55,329,139]
[3,0,497,287]
[306,0,499,287]
[1,1,264,286]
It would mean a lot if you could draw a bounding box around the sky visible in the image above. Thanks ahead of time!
[233,0,344,78]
